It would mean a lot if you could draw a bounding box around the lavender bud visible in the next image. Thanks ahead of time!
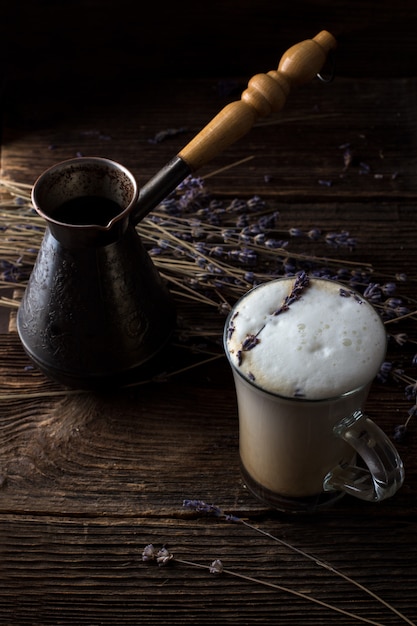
[376,361,392,383]
[209,199,224,210]
[242,334,260,351]
[257,212,279,230]
[265,238,286,249]
[395,306,411,318]
[239,233,252,244]
[221,228,235,242]
[405,384,417,401]
[182,499,223,517]
[408,404,417,417]
[359,162,371,174]
[382,282,397,296]
[308,227,321,240]
[339,288,351,298]
[156,546,173,566]
[247,195,266,211]
[254,233,265,245]
[142,544,157,562]
[194,241,207,253]
[206,263,223,275]
[336,271,349,281]
[343,147,354,168]
[391,333,408,346]
[219,302,231,316]
[227,198,248,213]
[208,213,221,226]
[157,238,171,249]
[209,559,224,575]
[393,424,408,443]
[227,249,241,262]
[283,261,296,275]
[209,245,225,258]
[289,227,303,237]
[385,297,403,309]
[363,283,382,302]
[238,249,257,266]
[236,215,249,229]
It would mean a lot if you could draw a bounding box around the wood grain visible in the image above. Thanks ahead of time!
[1,13,417,623]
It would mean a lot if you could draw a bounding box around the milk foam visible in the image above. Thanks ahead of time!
[226,277,387,399]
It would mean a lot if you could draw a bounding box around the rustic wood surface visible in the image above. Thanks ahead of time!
[1,5,417,625]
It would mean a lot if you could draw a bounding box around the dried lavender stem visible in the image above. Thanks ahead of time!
[202,155,255,179]
[175,558,386,626]
[0,297,19,308]
[239,519,416,626]
[391,371,417,385]
[254,112,341,127]
[159,272,219,307]
[183,501,415,626]
[384,309,417,324]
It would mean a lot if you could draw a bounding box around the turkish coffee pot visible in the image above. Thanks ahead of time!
[17,31,337,388]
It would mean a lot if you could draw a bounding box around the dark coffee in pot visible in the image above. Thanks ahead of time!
[52,196,122,226]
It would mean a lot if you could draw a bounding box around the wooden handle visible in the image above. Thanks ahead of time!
[133,30,337,224]
[178,30,337,171]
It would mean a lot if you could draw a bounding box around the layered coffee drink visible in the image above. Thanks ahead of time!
[224,274,391,509]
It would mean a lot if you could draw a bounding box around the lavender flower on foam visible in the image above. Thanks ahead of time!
[272,270,310,316]
[337,288,363,304]
[241,334,260,351]
[237,271,310,366]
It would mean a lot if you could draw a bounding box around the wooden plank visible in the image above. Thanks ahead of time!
[1,71,416,625]
[0,513,416,625]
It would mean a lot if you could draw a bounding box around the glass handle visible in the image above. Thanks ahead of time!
[323,410,405,502]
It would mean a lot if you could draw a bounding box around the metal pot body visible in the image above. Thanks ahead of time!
[17,157,176,388]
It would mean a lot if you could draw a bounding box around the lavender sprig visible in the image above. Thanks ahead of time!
[182,499,240,522]
[272,270,310,316]
[182,499,416,626]
[239,271,310,359]
[241,334,260,351]
[141,543,390,625]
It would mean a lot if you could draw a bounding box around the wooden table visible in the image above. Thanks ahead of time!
[1,8,417,625]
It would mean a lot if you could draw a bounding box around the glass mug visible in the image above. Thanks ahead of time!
[224,274,405,513]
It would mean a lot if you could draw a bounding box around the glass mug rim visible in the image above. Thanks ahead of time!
[223,275,387,404]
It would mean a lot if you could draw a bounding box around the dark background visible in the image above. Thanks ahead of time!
[1,1,416,104]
